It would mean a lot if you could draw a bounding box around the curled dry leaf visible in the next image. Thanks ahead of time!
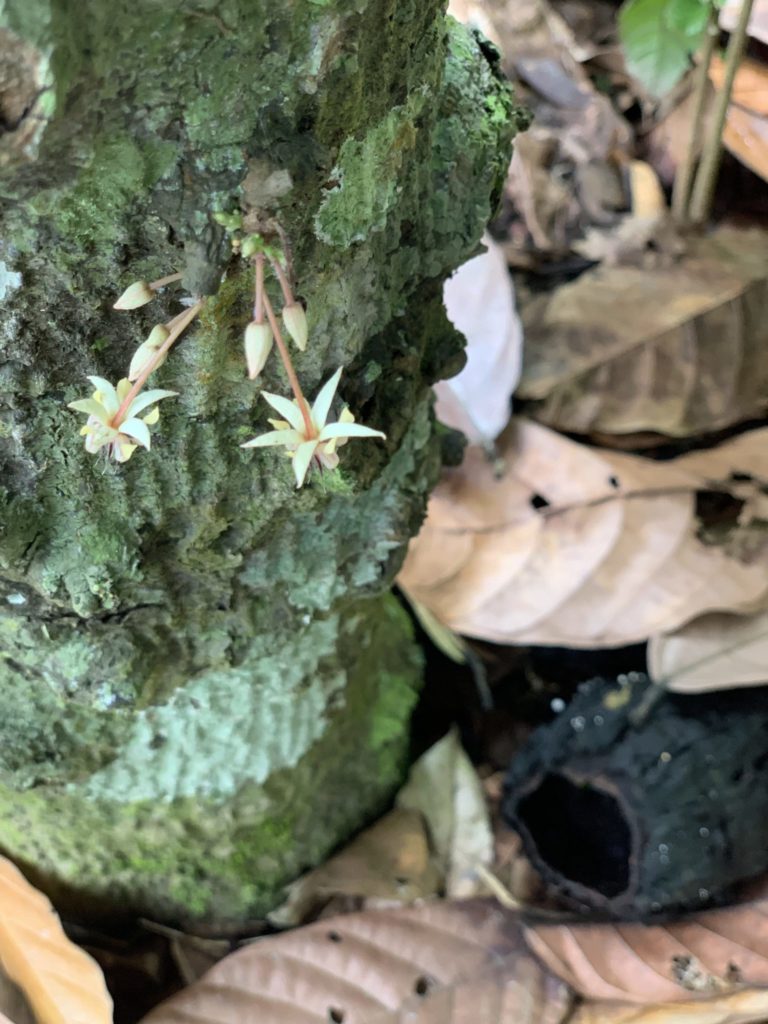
[571,987,768,1024]
[517,228,768,437]
[396,729,494,898]
[435,235,522,444]
[0,855,112,1024]
[140,899,572,1024]
[648,607,768,694]
[269,809,440,928]
[525,895,768,1005]
[397,420,768,647]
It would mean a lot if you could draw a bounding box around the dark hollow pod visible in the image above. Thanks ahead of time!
[502,674,768,919]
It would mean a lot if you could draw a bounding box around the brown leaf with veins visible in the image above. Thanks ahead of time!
[571,987,768,1024]
[397,420,768,647]
[525,896,768,1004]
[140,899,572,1024]
[517,228,768,437]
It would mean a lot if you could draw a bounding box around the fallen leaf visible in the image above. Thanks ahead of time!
[525,895,768,1004]
[396,730,494,898]
[709,54,768,118]
[0,855,112,1024]
[0,973,35,1024]
[269,809,440,928]
[517,227,768,437]
[140,899,572,1024]
[706,54,768,183]
[572,986,768,1023]
[648,607,768,693]
[435,235,522,444]
[397,420,768,647]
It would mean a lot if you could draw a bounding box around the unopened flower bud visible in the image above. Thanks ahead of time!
[128,324,170,381]
[244,321,273,379]
[282,301,308,351]
[114,280,155,310]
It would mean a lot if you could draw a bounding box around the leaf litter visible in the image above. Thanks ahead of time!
[398,419,768,647]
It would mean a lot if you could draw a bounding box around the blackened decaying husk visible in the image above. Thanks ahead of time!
[502,673,768,920]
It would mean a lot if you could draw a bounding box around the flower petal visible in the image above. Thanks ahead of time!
[119,417,152,449]
[113,440,138,462]
[241,429,304,449]
[126,389,178,418]
[260,391,306,432]
[311,368,343,429]
[68,398,109,421]
[292,440,319,488]
[87,376,118,414]
[318,422,386,441]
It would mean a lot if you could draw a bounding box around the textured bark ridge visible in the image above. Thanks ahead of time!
[0,2,520,925]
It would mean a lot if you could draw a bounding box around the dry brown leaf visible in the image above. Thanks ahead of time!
[0,856,112,1024]
[709,54,768,118]
[572,987,768,1024]
[140,899,572,1024]
[269,809,440,927]
[648,607,768,693]
[397,420,768,647]
[396,730,494,898]
[516,227,768,437]
[706,54,768,183]
[525,896,768,1005]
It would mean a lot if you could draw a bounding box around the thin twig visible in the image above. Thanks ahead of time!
[689,0,755,224]
[672,6,719,224]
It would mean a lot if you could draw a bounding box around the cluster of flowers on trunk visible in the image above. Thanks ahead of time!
[68,231,385,488]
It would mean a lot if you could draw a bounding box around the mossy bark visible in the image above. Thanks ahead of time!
[0,0,519,926]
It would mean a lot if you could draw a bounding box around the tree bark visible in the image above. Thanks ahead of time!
[0,1,518,926]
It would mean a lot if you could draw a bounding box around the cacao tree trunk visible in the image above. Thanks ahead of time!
[0,0,517,928]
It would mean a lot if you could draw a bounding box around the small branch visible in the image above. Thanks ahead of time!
[689,0,755,225]
[672,7,718,224]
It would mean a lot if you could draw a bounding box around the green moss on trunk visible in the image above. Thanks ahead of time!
[0,0,521,924]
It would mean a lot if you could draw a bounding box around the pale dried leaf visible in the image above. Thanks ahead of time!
[517,228,768,437]
[525,896,768,1004]
[572,987,768,1024]
[396,730,494,898]
[0,855,112,1024]
[397,420,768,647]
[140,899,572,1024]
[720,0,768,45]
[269,809,440,927]
[648,607,768,693]
[436,235,522,443]
[0,971,36,1024]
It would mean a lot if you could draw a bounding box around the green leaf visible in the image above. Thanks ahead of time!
[666,0,710,38]
[619,0,711,96]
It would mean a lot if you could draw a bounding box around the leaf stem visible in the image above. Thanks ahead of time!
[672,6,718,224]
[689,0,755,224]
